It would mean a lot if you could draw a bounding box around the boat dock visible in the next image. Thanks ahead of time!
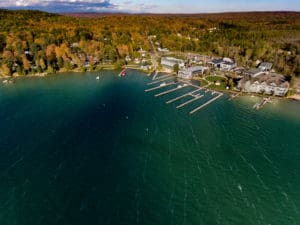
[228,93,240,101]
[145,82,175,92]
[189,93,223,115]
[152,70,159,80]
[147,76,174,85]
[146,74,223,115]
[155,85,188,97]
[118,68,127,77]
[176,95,203,109]
[253,97,272,110]
[166,89,201,104]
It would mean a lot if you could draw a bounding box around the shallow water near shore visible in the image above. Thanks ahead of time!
[0,70,300,225]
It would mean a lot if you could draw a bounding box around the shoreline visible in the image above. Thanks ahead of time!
[1,67,299,102]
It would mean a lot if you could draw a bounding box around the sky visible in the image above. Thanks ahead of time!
[0,0,299,13]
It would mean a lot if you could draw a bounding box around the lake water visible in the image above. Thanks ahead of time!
[0,70,299,225]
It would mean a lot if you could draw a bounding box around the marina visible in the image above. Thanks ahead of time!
[145,73,224,114]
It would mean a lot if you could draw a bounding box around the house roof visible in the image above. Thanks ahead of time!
[259,62,273,69]
[252,73,289,88]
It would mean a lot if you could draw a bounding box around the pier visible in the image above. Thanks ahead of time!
[146,74,224,115]
[145,82,175,92]
[228,93,240,101]
[253,97,272,110]
[176,95,203,109]
[155,85,188,97]
[189,93,223,114]
[152,70,159,80]
[166,89,201,104]
[118,68,127,77]
[153,74,174,80]
[147,76,174,85]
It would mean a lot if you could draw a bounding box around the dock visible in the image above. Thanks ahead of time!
[152,70,159,80]
[118,68,127,77]
[145,82,175,92]
[145,76,224,115]
[155,85,188,97]
[166,89,201,104]
[153,74,173,81]
[253,97,272,110]
[189,93,223,114]
[228,93,240,101]
[176,95,203,109]
[147,76,174,85]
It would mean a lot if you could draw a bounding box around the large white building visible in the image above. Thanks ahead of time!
[178,66,207,79]
[208,58,236,71]
[238,73,289,96]
[161,57,185,69]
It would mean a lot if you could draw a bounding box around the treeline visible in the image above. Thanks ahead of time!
[0,9,300,78]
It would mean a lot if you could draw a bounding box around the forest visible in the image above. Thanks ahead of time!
[0,9,300,79]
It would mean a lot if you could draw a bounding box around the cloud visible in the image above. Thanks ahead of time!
[115,1,159,13]
[1,0,117,12]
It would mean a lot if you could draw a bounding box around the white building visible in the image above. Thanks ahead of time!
[208,58,236,71]
[220,61,237,71]
[178,66,207,79]
[158,47,170,53]
[238,73,289,96]
[161,57,185,69]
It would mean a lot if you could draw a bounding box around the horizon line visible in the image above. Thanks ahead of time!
[1,8,300,15]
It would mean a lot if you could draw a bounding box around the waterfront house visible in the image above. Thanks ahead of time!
[237,73,289,96]
[161,57,185,69]
[178,66,207,79]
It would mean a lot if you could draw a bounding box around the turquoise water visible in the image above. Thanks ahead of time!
[0,70,299,225]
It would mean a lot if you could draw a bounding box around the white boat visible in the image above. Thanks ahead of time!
[177,85,182,88]
[159,82,166,87]
[96,76,100,80]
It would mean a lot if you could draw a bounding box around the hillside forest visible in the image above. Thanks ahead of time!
[0,9,300,79]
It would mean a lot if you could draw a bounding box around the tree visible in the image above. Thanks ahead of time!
[173,63,179,75]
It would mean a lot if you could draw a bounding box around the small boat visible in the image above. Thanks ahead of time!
[159,82,166,87]
[177,85,182,88]
[2,80,8,84]
[96,76,100,80]
[119,69,127,77]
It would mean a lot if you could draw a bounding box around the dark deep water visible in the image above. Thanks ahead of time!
[0,70,300,225]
